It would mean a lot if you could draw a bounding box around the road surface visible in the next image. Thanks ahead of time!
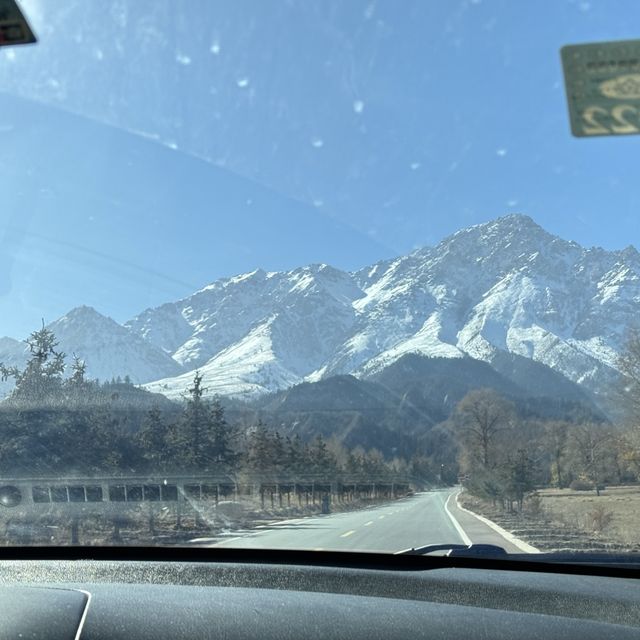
[202,488,530,553]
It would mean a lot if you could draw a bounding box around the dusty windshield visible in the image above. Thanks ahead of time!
[0,0,639,555]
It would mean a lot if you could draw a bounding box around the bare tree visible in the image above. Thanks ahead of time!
[614,329,640,477]
[455,389,514,468]
[543,421,569,488]
[569,424,612,496]
[618,327,640,425]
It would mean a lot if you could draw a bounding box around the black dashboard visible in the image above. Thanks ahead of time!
[0,549,639,639]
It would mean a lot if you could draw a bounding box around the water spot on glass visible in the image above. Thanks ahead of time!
[410,162,421,170]
[311,137,324,148]
[176,53,191,66]
[496,148,507,157]
[353,100,365,114]
[236,77,250,88]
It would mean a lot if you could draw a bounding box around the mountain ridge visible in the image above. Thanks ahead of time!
[0,215,634,412]
[136,214,634,405]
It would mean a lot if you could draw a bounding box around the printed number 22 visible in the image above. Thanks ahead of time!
[581,104,640,135]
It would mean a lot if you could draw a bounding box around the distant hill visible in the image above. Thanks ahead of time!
[242,354,605,457]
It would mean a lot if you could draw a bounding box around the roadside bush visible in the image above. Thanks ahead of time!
[570,478,594,491]
[589,504,613,533]
[523,493,544,518]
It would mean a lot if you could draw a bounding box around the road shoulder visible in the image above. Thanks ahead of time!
[446,489,539,554]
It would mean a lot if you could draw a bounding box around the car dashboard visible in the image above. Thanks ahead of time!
[0,549,639,639]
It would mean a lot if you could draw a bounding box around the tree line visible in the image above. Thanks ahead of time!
[0,325,412,482]
[4,322,638,503]
[451,388,640,509]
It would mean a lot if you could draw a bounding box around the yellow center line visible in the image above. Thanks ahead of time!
[340,530,356,538]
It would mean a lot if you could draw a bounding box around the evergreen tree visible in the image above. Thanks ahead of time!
[284,434,305,477]
[208,396,238,472]
[0,324,65,406]
[170,373,237,473]
[308,434,337,477]
[246,420,273,477]
[138,407,169,469]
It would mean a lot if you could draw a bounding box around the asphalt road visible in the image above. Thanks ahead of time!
[203,488,529,554]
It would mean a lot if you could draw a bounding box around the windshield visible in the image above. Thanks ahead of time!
[0,0,639,557]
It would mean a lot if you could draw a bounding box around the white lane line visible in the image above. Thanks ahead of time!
[340,530,356,538]
[364,520,373,526]
[444,492,472,546]
[378,515,385,520]
[454,492,540,553]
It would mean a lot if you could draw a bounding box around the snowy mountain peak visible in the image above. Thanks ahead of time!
[47,307,182,384]
[128,214,640,402]
[437,213,576,260]
[54,305,120,328]
[7,215,634,408]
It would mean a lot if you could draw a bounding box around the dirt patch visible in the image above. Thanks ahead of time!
[460,486,640,553]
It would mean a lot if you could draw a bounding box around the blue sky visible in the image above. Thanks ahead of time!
[0,0,639,337]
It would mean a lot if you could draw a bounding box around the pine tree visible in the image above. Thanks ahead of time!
[283,435,304,477]
[208,396,237,472]
[138,407,169,469]
[309,434,337,478]
[170,373,238,474]
[247,420,273,478]
[170,371,209,470]
[0,323,66,407]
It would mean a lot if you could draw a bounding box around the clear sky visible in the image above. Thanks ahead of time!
[0,0,638,337]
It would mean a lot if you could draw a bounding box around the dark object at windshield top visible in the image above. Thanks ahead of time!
[0,0,36,47]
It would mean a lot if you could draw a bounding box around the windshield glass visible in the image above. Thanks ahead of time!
[0,0,639,556]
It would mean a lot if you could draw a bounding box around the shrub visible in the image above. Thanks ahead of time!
[524,493,544,518]
[589,504,613,533]
[570,478,594,491]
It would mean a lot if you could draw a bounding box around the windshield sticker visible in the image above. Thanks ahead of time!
[561,39,640,137]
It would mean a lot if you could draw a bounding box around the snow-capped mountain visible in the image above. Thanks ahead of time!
[1,215,634,403]
[48,306,183,384]
[0,306,183,392]
[131,265,362,399]
[131,215,637,401]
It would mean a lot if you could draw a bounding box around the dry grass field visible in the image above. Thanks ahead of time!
[460,485,640,552]
[536,485,640,548]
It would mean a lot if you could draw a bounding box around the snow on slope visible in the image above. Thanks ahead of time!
[21,214,636,400]
[48,306,183,384]
[133,215,638,399]
[133,264,362,396]
[144,317,301,400]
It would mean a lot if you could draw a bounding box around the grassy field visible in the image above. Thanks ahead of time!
[536,485,640,548]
